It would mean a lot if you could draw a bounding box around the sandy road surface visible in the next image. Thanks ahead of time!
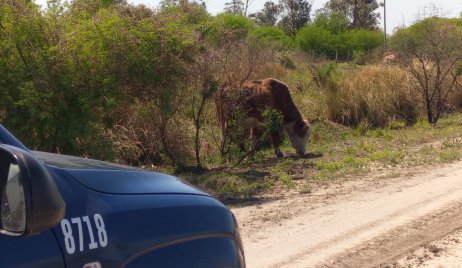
[231,161,462,267]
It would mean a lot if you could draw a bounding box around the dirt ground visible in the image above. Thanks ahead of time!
[231,160,462,267]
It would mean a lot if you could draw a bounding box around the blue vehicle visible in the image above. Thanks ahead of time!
[0,125,245,268]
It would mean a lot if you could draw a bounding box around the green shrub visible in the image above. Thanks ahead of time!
[342,29,383,55]
[249,26,294,50]
[207,13,255,45]
[295,25,337,57]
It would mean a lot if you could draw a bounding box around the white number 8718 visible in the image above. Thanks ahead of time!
[60,214,108,255]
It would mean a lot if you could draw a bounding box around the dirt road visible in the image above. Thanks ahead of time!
[231,161,462,267]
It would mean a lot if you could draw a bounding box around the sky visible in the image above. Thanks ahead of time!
[34,0,462,34]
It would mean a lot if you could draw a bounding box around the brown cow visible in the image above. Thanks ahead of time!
[215,78,311,158]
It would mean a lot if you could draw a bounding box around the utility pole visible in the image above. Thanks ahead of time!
[379,0,387,50]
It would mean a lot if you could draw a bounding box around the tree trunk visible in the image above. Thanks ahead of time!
[426,102,434,125]
[193,96,207,168]
[159,118,177,164]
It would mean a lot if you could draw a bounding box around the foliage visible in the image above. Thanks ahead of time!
[343,28,382,60]
[296,25,336,57]
[278,0,312,36]
[251,1,282,26]
[262,108,284,134]
[312,12,348,34]
[320,0,380,30]
[207,13,255,45]
[0,0,208,165]
[159,0,206,11]
[343,28,382,52]
[0,0,115,157]
[249,26,294,50]
[295,23,382,60]
[224,0,244,15]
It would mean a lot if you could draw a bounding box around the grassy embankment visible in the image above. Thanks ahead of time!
[185,114,462,201]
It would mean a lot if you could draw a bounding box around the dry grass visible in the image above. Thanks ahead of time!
[109,101,194,166]
[327,65,420,128]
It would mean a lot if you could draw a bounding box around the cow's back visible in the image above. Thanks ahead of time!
[242,78,303,124]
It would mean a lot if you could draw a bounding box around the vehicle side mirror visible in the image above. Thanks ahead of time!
[0,145,65,236]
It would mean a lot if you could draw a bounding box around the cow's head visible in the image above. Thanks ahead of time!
[284,120,311,156]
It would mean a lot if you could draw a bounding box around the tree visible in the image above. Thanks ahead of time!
[391,18,462,124]
[278,0,312,36]
[302,10,382,61]
[321,0,379,30]
[251,1,281,26]
[188,47,220,169]
[159,0,186,8]
[224,0,244,15]
[313,12,348,34]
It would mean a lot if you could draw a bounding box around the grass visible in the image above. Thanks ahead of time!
[180,112,462,202]
[370,149,405,165]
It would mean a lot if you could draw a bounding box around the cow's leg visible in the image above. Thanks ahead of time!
[241,117,261,156]
[271,132,284,158]
[248,127,257,156]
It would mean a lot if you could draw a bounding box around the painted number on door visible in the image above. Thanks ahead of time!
[60,214,108,254]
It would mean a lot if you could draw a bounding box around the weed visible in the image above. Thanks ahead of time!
[419,145,435,156]
[358,140,375,154]
[279,174,294,187]
[355,119,372,136]
[343,155,366,169]
[299,183,313,194]
[439,150,461,162]
[371,149,405,165]
[316,161,344,172]
[340,132,350,140]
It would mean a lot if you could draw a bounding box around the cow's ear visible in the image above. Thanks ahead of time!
[302,120,310,132]
[300,120,310,136]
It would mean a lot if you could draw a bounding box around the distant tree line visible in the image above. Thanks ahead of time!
[223,0,383,60]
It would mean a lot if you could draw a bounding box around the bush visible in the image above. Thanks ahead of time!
[343,29,383,56]
[207,13,255,45]
[327,65,420,128]
[249,26,294,50]
[296,22,383,61]
[109,101,194,166]
[295,25,337,57]
[389,17,462,124]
